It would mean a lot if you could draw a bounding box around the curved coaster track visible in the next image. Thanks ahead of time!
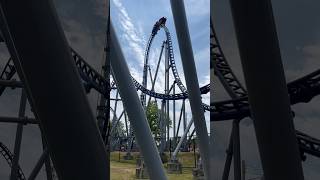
[210,19,320,160]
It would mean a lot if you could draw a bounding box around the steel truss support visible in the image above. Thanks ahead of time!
[229,0,304,179]
[0,1,109,179]
[170,0,211,179]
[110,22,167,180]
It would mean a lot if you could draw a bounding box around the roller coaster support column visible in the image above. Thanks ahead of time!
[28,148,49,180]
[173,82,176,147]
[172,118,193,160]
[110,23,167,180]
[229,0,304,179]
[160,99,167,153]
[222,127,233,180]
[233,120,241,180]
[125,113,129,137]
[165,41,170,144]
[96,8,110,174]
[96,3,110,144]
[40,128,53,180]
[10,90,26,180]
[170,0,211,179]
[0,1,109,179]
[210,121,214,179]
[168,118,193,174]
[182,99,187,150]
[148,41,165,106]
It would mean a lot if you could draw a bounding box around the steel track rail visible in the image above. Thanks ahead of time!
[211,20,320,159]
[0,48,319,115]
[142,19,187,96]
[0,57,15,96]
[211,20,246,99]
[0,142,26,180]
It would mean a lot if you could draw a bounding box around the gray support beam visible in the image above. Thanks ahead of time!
[148,66,154,89]
[182,100,187,149]
[160,99,167,153]
[0,79,23,88]
[96,36,110,140]
[175,99,184,139]
[110,110,125,137]
[0,117,37,124]
[40,128,53,180]
[113,90,119,114]
[210,121,214,179]
[165,41,170,143]
[222,128,234,180]
[103,9,111,176]
[233,120,241,180]
[10,90,27,180]
[183,100,186,134]
[110,23,167,180]
[147,41,165,106]
[229,0,304,179]
[172,118,193,160]
[170,0,210,178]
[28,148,49,180]
[173,83,176,145]
[125,112,129,137]
[0,1,109,179]
[127,123,134,154]
[241,160,246,180]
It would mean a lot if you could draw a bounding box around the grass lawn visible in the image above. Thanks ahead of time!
[110,151,197,180]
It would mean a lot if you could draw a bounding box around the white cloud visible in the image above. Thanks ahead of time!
[112,0,146,68]
[185,0,210,17]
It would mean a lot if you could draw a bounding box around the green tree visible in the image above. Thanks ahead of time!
[146,100,171,145]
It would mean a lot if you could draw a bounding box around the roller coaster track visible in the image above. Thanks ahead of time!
[0,48,111,98]
[71,49,109,97]
[210,18,320,117]
[211,20,246,99]
[210,70,320,120]
[162,25,187,93]
[140,18,188,106]
[0,19,212,109]
[0,50,211,101]
[0,142,26,180]
[0,48,319,118]
[148,20,187,92]
[0,46,319,119]
[210,20,320,159]
[296,130,320,159]
[0,57,15,96]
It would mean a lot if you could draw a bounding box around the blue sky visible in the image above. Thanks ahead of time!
[110,0,210,135]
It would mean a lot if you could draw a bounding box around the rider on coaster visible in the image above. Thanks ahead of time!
[152,17,167,35]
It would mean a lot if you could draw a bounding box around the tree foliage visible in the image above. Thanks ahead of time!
[146,100,171,144]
